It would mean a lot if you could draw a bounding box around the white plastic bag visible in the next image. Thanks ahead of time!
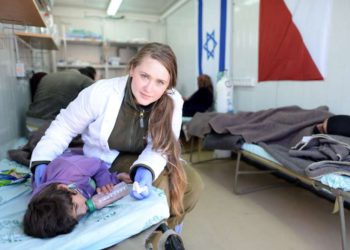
[215,70,234,113]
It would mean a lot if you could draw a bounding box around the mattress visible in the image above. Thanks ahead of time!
[0,158,169,250]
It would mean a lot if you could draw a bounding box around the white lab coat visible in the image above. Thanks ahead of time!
[30,75,184,179]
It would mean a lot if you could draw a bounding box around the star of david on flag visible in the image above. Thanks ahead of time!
[204,31,217,60]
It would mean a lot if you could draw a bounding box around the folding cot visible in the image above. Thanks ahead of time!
[185,106,350,250]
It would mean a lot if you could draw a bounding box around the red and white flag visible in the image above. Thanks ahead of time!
[258,0,332,82]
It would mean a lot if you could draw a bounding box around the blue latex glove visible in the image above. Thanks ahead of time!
[130,167,153,200]
[34,164,47,186]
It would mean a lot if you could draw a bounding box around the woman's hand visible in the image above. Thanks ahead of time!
[130,167,152,200]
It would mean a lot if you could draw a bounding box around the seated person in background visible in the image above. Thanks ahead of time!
[78,66,97,81]
[23,150,131,238]
[182,74,214,117]
[314,115,350,137]
[26,67,96,121]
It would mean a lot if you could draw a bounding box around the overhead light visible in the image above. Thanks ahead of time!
[107,0,123,16]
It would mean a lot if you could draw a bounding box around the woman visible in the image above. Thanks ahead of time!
[30,42,203,232]
[182,74,214,117]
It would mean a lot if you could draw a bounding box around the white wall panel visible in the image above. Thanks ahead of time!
[0,28,28,157]
[165,0,196,97]
[53,7,165,43]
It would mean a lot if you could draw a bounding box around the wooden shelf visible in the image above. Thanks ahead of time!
[15,32,58,50]
[0,0,46,27]
[57,64,126,70]
[62,39,146,47]
[109,65,127,69]
[57,64,104,69]
[108,41,147,47]
[63,38,103,46]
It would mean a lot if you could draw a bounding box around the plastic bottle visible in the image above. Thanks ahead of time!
[85,182,129,212]
[215,70,234,113]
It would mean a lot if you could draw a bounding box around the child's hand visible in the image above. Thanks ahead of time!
[96,183,114,194]
[117,172,132,184]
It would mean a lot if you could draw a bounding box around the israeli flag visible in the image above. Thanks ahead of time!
[198,0,232,83]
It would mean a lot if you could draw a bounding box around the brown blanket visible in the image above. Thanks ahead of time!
[187,106,332,148]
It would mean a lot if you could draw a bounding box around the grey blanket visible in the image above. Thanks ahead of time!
[290,134,350,178]
[258,142,310,175]
[187,112,222,138]
[260,134,350,177]
[188,106,331,148]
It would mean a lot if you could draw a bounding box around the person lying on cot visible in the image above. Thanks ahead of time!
[314,115,350,137]
[23,150,131,238]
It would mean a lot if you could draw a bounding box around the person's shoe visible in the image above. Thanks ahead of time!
[156,223,185,250]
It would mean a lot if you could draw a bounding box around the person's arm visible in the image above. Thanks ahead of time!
[129,89,184,180]
[30,81,103,170]
[92,162,118,188]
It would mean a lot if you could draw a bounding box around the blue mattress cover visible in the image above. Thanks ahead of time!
[241,143,280,164]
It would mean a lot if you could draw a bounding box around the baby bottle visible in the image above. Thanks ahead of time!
[85,182,129,212]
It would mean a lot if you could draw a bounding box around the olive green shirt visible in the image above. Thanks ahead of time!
[108,78,153,154]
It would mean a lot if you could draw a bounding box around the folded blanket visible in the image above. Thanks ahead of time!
[202,133,244,150]
[289,134,350,178]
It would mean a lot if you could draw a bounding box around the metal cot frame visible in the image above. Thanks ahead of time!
[187,137,350,250]
[234,149,350,250]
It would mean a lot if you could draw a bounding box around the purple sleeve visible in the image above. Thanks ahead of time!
[92,162,119,187]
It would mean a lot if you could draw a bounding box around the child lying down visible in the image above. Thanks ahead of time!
[23,150,131,238]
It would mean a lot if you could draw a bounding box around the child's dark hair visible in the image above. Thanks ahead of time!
[23,183,78,238]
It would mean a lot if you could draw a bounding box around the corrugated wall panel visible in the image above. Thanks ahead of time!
[0,24,52,158]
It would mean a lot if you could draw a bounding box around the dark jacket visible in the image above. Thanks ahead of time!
[27,70,93,120]
[183,88,213,117]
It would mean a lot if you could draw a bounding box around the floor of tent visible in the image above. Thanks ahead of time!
[181,150,349,250]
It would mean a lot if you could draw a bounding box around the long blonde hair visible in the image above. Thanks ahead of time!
[128,43,187,216]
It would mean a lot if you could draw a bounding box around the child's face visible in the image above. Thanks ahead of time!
[58,184,88,219]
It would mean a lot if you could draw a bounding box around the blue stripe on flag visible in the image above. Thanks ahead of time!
[219,0,227,72]
[198,0,203,75]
